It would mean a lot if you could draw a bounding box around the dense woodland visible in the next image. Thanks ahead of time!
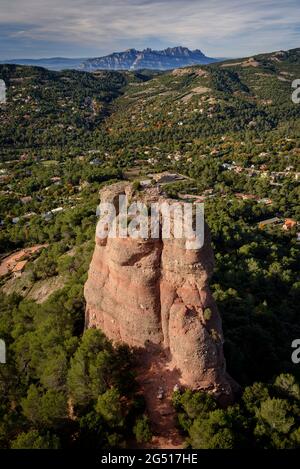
[0,48,300,448]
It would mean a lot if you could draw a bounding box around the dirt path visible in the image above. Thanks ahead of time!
[136,349,184,449]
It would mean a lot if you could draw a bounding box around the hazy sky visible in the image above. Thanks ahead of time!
[0,0,299,59]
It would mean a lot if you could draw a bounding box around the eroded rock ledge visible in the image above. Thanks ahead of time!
[84,182,234,401]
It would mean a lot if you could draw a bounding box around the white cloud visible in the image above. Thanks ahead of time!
[0,0,299,58]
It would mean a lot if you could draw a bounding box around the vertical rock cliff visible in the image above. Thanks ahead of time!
[84,182,234,402]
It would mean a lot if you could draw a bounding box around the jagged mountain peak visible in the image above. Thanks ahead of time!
[81,46,217,71]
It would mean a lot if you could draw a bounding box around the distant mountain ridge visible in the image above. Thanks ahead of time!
[81,46,217,71]
[0,47,217,71]
[0,57,85,71]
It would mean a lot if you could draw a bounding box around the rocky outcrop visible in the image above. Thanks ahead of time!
[84,182,234,400]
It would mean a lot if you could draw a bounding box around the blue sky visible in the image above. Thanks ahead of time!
[0,0,299,59]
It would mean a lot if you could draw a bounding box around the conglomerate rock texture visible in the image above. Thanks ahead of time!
[84,182,234,400]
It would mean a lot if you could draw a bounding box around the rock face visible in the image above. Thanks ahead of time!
[84,182,233,400]
[82,46,217,71]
